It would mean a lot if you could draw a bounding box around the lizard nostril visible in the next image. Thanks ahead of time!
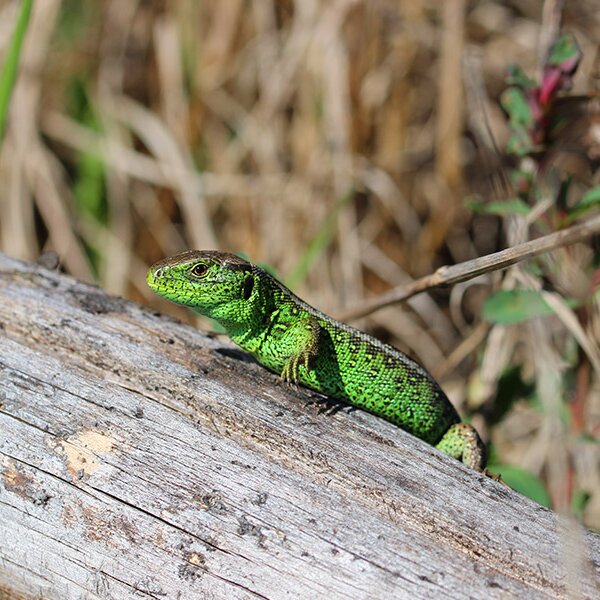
[154,268,164,279]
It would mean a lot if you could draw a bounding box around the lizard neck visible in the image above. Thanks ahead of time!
[216,270,274,346]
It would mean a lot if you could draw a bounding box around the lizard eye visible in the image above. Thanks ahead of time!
[191,263,208,278]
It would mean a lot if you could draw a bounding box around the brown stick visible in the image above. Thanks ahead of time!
[340,213,600,322]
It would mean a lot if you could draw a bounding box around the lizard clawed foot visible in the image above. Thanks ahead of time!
[280,351,311,387]
[281,356,300,386]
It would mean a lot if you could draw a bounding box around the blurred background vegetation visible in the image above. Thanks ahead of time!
[0,0,598,529]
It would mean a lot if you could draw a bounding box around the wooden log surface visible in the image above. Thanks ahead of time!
[0,252,599,600]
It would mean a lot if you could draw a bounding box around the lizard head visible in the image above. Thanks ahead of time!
[147,251,257,325]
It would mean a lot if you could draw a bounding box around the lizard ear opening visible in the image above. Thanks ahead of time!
[243,275,254,300]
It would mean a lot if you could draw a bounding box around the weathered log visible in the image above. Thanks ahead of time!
[0,252,598,599]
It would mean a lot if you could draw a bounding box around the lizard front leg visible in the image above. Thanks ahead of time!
[278,316,321,385]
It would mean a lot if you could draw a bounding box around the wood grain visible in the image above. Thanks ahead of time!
[0,253,599,599]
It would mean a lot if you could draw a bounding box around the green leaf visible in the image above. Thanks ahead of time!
[487,464,551,507]
[483,290,552,324]
[505,65,536,89]
[580,186,600,205]
[561,184,600,224]
[501,87,534,127]
[483,290,580,325]
[466,198,530,217]
[572,186,600,219]
[547,33,581,69]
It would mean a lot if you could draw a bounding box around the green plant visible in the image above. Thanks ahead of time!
[471,34,599,518]
[0,0,34,143]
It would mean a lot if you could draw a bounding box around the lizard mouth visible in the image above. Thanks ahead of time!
[146,267,181,291]
[145,268,162,290]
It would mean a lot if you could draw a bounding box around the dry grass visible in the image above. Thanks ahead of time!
[0,0,599,532]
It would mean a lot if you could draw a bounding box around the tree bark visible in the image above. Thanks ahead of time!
[0,252,598,599]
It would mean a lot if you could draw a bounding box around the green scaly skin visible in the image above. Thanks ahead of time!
[147,251,486,470]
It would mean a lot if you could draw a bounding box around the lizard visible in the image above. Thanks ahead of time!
[146,250,486,471]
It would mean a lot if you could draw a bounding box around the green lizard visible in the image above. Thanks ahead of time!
[147,251,486,470]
